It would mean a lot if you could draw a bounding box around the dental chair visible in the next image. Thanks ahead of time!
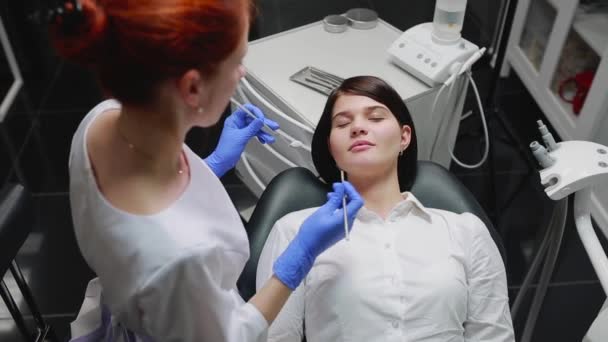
[237,161,506,301]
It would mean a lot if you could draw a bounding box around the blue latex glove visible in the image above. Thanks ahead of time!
[273,181,364,290]
[205,104,279,178]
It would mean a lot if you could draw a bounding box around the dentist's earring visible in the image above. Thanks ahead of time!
[399,148,404,157]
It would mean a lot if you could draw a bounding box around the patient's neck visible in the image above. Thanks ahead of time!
[348,169,403,220]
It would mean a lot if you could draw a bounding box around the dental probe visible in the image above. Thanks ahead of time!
[341,170,350,241]
[229,98,308,149]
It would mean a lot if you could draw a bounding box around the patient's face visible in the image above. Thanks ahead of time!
[329,94,410,176]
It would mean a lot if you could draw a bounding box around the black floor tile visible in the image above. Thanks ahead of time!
[0,318,28,342]
[13,194,94,316]
[0,126,17,186]
[0,314,73,342]
[452,173,493,213]
[497,173,555,284]
[549,209,608,284]
[11,111,84,193]
[451,118,532,176]
[499,86,560,148]
[452,87,540,177]
[45,314,74,341]
[467,64,495,102]
[37,62,103,115]
[500,71,531,96]
[509,282,605,342]
[7,59,63,117]
[498,187,608,287]
[0,193,87,341]
[1,109,36,161]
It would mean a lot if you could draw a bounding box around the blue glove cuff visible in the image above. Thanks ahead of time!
[204,152,233,178]
[273,238,315,290]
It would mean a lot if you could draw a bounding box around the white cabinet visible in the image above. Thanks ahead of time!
[504,0,608,232]
[506,0,607,141]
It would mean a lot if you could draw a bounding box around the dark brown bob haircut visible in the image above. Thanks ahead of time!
[311,75,418,191]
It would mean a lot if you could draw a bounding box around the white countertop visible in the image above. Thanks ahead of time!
[244,19,431,125]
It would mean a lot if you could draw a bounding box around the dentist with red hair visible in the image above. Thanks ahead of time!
[52,1,363,341]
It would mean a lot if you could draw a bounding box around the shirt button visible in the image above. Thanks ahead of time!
[392,321,399,329]
[384,243,391,249]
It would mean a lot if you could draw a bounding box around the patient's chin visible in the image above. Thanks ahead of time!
[342,161,387,178]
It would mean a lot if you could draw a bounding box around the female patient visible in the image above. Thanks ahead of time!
[256,76,514,341]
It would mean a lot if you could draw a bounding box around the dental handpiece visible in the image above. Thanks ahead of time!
[229,98,308,149]
[340,170,350,241]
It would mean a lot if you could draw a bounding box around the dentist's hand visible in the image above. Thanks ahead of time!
[273,182,364,290]
[205,104,279,177]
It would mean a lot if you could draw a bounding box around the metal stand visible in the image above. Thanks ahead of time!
[0,13,24,123]
[0,261,58,342]
[481,0,541,223]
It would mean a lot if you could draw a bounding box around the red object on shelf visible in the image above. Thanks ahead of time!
[558,70,595,115]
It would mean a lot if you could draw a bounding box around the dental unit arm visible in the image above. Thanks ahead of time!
[531,121,608,341]
[388,0,490,170]
[388,0,478,87]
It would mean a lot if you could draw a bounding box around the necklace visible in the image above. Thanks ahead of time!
[116,126,184,175]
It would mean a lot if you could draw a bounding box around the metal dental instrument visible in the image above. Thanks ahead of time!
[229,98,309,150]
[307,73,342,88]
[304,77,336,90]
[340,170,350,241]
[289,66,345,96]
[308,67,344,84]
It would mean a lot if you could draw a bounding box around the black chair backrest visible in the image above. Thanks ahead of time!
[238,162,505,301]
[0,183,33,276]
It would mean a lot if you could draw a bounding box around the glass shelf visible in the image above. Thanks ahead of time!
[574,1,608,54]
[573,11,608,55]
[549,2,603,119]
[519,0,557,71]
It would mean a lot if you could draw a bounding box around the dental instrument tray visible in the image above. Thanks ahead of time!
[289,66,345,96]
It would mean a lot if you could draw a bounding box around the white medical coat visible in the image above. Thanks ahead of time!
[68,100,268,341]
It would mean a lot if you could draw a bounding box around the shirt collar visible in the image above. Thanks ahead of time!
[356,192,432,224]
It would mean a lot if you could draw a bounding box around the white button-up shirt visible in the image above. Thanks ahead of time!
[257,193,514,342]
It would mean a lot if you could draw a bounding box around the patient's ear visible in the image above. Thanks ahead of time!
[400,125,412,151]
